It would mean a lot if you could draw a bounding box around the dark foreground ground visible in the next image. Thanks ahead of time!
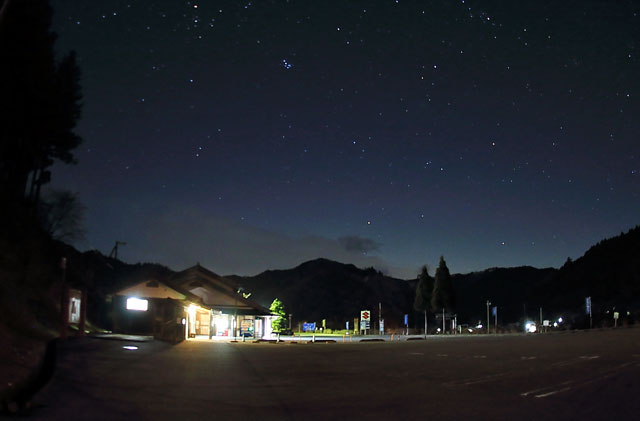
[31,329,640,420]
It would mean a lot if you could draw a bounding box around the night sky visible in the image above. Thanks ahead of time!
[49,0,639,278]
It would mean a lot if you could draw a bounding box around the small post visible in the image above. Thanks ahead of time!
[486,300,491,334]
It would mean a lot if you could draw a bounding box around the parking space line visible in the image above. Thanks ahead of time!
[520,361,637,399]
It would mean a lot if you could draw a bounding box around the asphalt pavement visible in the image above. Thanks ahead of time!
[31,328,640,420]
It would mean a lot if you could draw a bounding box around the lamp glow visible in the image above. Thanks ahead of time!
[126,297,148,311]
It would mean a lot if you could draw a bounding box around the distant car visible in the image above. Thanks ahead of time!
[276,329,293,336]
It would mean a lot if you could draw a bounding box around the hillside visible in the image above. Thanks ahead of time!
[49,224,640,331]
[228,226,640,329]
[229,258,414,329]
[533,225,640,314]
[452,266,557,324]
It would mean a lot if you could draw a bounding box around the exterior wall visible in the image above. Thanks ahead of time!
[113,295,155,334]
[112,296,185,343]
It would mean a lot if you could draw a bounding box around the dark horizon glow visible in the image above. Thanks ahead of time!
[50,1,639,278]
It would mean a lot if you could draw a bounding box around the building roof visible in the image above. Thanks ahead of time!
[169,264,271,315]
[113,264,272,316]
[114,279,205,307]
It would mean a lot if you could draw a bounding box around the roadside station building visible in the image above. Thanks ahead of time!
[112,264,274,342]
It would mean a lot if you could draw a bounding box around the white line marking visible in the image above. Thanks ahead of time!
[520,381,572,397]
[436,354,448,357]
[534,387,572,398]
[521,361,637,399]
[552,355,599,367]
[446,371,514,387]
[409,352,424,355]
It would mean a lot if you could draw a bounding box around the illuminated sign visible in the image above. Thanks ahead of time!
[126,297,148,311]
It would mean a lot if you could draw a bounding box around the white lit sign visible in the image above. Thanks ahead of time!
[126,297,148,311]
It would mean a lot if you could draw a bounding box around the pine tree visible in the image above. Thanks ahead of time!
[413,265,434,312]
[431,256,455,313]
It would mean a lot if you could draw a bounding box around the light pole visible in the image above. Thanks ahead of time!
[424,309,427,338]
[486,300,491,334]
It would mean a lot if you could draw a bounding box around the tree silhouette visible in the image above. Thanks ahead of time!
[0,0,82,206]
[413,265,434,312]
[431,256,455,313]
[38,190,86,242]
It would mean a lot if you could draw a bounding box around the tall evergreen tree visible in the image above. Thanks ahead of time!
[413,265,434,312]
[0,0,82,205]
[431,256,455,313]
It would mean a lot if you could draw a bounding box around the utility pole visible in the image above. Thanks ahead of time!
[539,307,543,326]
[486,300,491,334]
[442,308,445,334]
[378,302,382,335]
[109,241,127,260]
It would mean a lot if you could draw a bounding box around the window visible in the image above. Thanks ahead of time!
[126,297,149,311]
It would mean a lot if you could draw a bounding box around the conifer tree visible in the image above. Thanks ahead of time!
[413,265,434,312]
[431,256,455,313]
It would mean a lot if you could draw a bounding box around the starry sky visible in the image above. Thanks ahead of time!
[49,0,639,278]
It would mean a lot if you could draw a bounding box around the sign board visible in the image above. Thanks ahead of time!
[404,314,408,326]
[613,312,619,320]
[68,289,82,324]
[543,320,550,327]
[585,296,591,315]
[346,321,349,330]
[303,322,316,332]
[360,310,371,330]
[379,319,384,334]
[491,306,497,317]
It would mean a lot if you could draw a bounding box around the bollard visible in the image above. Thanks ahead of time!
[391,333,394,341]
[312,334,315,343]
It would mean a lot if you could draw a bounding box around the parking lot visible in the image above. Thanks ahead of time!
[35,328,640,420]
